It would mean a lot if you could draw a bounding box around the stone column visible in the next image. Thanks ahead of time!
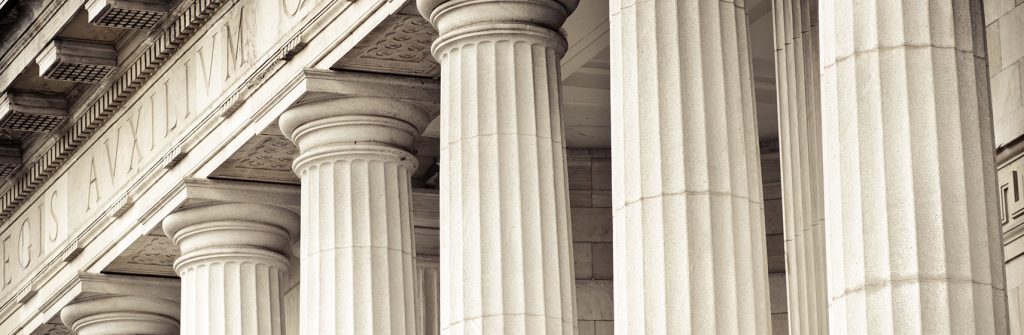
[280,96,430,334]
[60,274,180,335]
[418,0,579,333]
[771,0,828,333]
[609,0,771,333]
[417,257,441,335]
[163,203,299,335]
[819,0,1008,333]
[62,296,179,335]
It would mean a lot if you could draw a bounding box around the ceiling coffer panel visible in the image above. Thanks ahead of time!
[86,0,170,30]
[36,40,118,83]
[0,92,68,132]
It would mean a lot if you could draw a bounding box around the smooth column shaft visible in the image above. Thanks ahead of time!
[163,203,298,335]
[820,0,1008,333]
[609,0,771,333]
[419,1,580,334]
[771,0,828,333]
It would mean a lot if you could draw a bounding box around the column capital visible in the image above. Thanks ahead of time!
[162,198,298,334]
[280,96,434,154]
[417,0,578,35]
[163,203,299,261]
[60,273,180,335]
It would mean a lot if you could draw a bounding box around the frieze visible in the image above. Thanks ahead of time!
[0,0,232,220]
[0,0,322,309]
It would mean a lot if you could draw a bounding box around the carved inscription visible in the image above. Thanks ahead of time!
[0,0,318,299]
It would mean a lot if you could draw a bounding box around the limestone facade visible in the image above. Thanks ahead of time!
[0,0,1019,334]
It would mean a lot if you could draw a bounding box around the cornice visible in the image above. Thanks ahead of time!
[0,0,232,224]
[0,0,71,88]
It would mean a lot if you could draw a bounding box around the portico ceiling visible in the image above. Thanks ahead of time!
[209,0,781,185]
[108,0,784,297]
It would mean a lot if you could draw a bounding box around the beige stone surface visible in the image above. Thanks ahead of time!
[987,0,1019,24]
[281,95,432,335]
[571,208,613,242]
[574,243,594,279]
[989,22,1003,72]
[772,0,829,333]
[59,274,181,335]
[590,243,613,280]
[993,63,1024,145]
[163,203,299,335]
[820,0,1009,332]
[994,64,1023,118]
[421,1,580,333]
[575,280,613,321]
[1001,5,1024,65]
[609,0,771,333]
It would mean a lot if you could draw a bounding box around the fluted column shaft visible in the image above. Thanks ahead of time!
[772,0,828,333]
[281,96,430,335]
[819,0,1008,333]
[163,203,298,335]
[418,1,579,334]
[609,0,770,333]
[417,257,441,335]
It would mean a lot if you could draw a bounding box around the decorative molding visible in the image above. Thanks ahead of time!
[105,235,180,277]
[0,0,231,221]
[127,236,177,267]
[160,143,187,169]
[211,134,300,184]
[335,14,440,77]
[109,194,133,218]
[0,144,19,179]
[1000,152,1024,235]
[31,322,72,335]
[232,135,297,171]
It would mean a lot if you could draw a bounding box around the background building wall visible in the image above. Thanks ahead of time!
[987,0,1024,148]
[988,0,1024,333]
[567,149,615,335]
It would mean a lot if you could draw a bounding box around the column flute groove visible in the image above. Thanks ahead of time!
[163,203,298,335]
[610,0,770,333]
[281,95,431,335]
[419,1,579,334]
[772,0,829,333]
[819,0,1008,333]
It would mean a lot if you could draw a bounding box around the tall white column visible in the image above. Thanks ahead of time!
[418,1,579,333]
[280,96,429,334]
[771,0,828,333]
[60,274,180,335]
[820,0,1008,333]
[163,203,299,335]
[609,0,771,333]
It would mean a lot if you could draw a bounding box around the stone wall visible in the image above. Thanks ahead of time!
[987,0,1024,148]
[988,0,1024,334]
[567,149,615,335]
[760,151,789,335]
